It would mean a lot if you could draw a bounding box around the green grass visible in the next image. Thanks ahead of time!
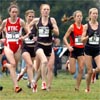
[0,71,100,100]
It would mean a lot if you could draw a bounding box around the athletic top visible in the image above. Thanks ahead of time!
[85,23,100,47]
[5,17,22,53]
[23,24,37,46]
[36,17,53,43]
[70,23,84,48]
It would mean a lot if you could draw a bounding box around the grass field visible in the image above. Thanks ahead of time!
[0,71,100,100]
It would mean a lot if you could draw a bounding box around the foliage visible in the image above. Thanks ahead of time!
[0,0,99,40]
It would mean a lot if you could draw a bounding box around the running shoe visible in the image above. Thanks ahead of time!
[85,88,90,93]
[47,86,51,91]
[17,74,23,81]
[41,82,47,90]
[31,81,37,93]
[0,86,3,91]
[2,66,7,72]
[27,82,31,88]
[15,87,22,93]
[75,87,79,91]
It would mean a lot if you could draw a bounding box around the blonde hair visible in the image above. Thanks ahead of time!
[25,10,35,17]
[73,10,82,18]
[87,8,98,21]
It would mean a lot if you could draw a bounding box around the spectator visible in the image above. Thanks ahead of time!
[53,38,62,77]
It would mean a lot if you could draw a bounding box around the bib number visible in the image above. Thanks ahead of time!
[6,32,20,42]
[89,35,99,45]
[75,36,83,45]
[24,37,35,44]
[38,27,49,37]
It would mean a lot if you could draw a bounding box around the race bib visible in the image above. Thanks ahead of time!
[38,26,49,37]
[6,32,20,42]
[75,36,83,45]
[24,37,35,44]
[89,35,99,45]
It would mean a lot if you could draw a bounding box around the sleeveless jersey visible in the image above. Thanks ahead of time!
[23,24,37,46]
[70,23,84,48]
[37,17,53,43]
[85,23,100,47]
[5,17,22,53]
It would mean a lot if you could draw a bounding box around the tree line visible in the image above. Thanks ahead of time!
[0,0,99,40]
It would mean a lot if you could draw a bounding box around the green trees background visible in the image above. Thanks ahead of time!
[0,0,99,40]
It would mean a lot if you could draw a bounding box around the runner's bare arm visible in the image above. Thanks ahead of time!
[20,19,30,39]
[51,17,59,36]
[0,19,6,33]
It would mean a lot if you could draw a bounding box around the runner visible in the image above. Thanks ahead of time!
[0,2,29,93]
[17,9,37,93]
[29,3,59,90]
[63,10,85,91]
[81,8,100,93]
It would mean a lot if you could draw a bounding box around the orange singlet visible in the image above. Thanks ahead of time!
[5,17,22,53]
[69,23,84,48]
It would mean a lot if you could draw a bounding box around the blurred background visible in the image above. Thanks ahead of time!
[0,0,100,41]
[0,0,99,81]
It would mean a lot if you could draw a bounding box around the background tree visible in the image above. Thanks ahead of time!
[0,0,99,41]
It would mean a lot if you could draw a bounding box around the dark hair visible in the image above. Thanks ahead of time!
[8,1,19,13]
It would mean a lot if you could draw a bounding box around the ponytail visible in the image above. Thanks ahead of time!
[61,14,74,23]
